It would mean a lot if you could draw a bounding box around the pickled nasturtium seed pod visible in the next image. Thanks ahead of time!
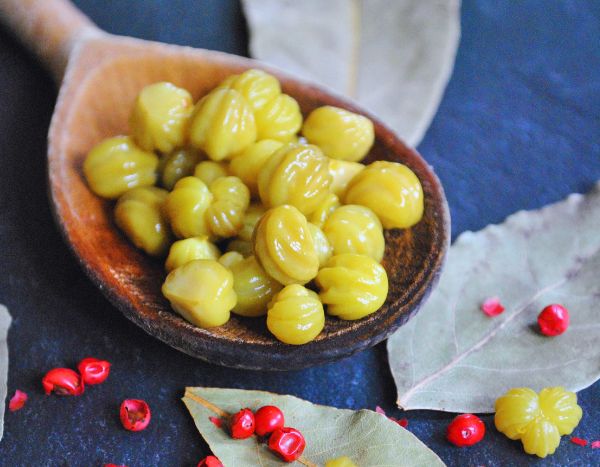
[114,187,172,257]
[325,456,358,467]
[258,143,332,215]
[165,236,221,272]
[267,284,325,345]
[164,177,213,239]
[255,94,302,142]
[308,192,340,228]
[316,254,389,320]
[194,160,229,186]
[230,139,284,197]
[230,255,283,317]
[323,205,385,262]
[253,205,319,285]
[162,259,236,328]
[345,160,424,229]
[328,159,365,198]
[307,223,333,267]
[218,69,281,111]
[494,387,582,458]
[158,147,203,190]
[189,88,257,161]
[129,82,193,153]
[206,176,250,238]
[83,136,158,199]
[302,106,374,162]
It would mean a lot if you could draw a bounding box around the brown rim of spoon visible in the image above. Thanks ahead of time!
[1,0,450,370]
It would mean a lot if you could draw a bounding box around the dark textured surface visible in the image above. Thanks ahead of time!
[0,0,598,466]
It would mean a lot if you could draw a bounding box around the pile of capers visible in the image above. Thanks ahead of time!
[83,69,424,345]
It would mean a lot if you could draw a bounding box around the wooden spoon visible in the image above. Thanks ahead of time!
[1,0,450,370]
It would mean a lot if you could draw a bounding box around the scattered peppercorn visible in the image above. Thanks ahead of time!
[570,437,588,447]
[230,408,255,439]
[254,405,285,437]
[481,297,505,317]
[78,357,111,385]
[538,304,570,336]
[209,416,223,428]
[446,413,486,447]
[197,455,224,467]
[268,427,306,462]
[119,399,151,432]
[42,368,84,396]
[8,389,28,412]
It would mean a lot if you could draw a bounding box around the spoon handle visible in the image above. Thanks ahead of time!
[0,0,101,81]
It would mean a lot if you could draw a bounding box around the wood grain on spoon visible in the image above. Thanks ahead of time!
[0,0,450,370]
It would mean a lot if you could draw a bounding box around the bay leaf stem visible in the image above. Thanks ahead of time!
[184,390,229,418]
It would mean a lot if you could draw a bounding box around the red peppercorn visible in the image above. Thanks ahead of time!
[9,389,28,412]
[268,427,306,462]
[42,368,84,396]
[230,408,255,439]
[254,405,285,437]
[538,304,570,336]
[119,399,151,432]
[78,357,111,385]
[446,414,485,447]
[197,456,223,467]
[481,297,505,317]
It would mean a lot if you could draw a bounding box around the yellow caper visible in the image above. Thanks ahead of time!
[114,186,171,256]
[345,161,424,229]
[217,69,281,111]
[237,204,267,242]
[307,223,333,267]
[165,236,221,272]
[258,143,331,215]
[229,139,284,198]
[325,457,358,467]
[308,192,340,228]
[129,82,193,153]
[164,176,213,238]
[323,204,385,262]
[267,284,325,345]
[189,88,257,161]
[253,205,319,285]
[205,176,250,238]
[158,147,203,190]
[328,159,365,198]
[83,136,158,199]
[162,259,236,328]
[193,160,229,186]
[316,254,388,320]
[218,251,244,269]
[255,94,302,142]
[302,105,374,161]
[230,256,283,317]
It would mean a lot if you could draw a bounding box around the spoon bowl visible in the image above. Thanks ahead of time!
[2,0,450,370]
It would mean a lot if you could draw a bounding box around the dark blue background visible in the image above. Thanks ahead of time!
[0,1,598,466]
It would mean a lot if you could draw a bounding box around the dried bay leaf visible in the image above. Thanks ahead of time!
[183,387,445,466]
[388,183,600,413]
[0,304,11,441]
[242,0,461,146]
